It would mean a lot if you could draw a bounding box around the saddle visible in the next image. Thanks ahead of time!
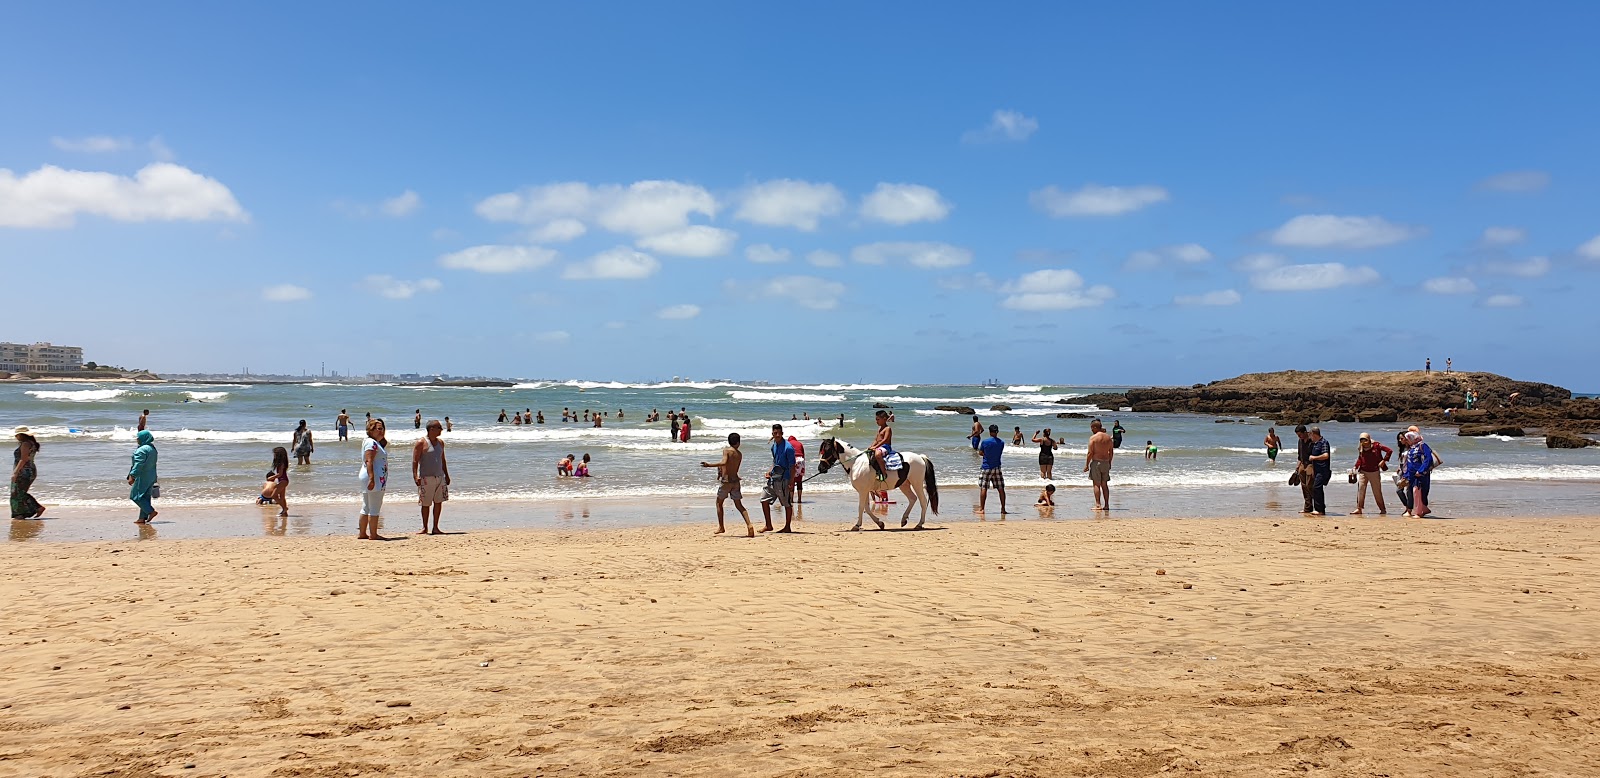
[869,452,909,487]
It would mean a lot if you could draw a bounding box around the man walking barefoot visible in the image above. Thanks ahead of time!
[1307,426,1332,516]
[411,420,451,534]
[701,433,754,537]
[977,424,1007,514]
[1295,425,1314,514]
[760,424,795,533]
[1085,420,1115,510]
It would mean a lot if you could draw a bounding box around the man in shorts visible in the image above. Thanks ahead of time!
[978,423,1007,514]
[701,433,754,537]
[411,419,451,534]
[760,424,795,533]
[337,409,350,441]
[1085,420,1115,510]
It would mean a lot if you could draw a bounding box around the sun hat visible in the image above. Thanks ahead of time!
[1358,432,1371,441]
[12,426,31,437]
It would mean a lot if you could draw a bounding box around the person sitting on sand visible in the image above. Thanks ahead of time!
[558,454,575,476]
[575,453,591,477]
[1037,484,1056,506]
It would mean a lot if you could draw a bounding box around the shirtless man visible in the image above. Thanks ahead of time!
[414,409,422,429]
[1085,420,1115,510]
[1263,427,1282,465]
[969,415,983,451]
[137,409,150,432]
[337,409,351,441]
[869,409,896,481]
[700,433,754,537]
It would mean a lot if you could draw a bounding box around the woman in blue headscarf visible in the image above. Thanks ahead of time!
[127,430,159,523]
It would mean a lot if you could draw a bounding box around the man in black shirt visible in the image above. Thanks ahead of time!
[1295,424,1313,514]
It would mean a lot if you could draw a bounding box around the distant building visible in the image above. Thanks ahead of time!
[0,342,85,373]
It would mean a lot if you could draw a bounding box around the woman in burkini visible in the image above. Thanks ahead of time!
[358,418,389,540]
[11,427,45,519]
[1031,428,1057,480]
[127,430,159,524]
[267,446,290,517]
[293,420,314,465]
[1399,430,1441,518]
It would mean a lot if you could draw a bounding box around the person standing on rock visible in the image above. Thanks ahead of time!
[1306,426,1332,516]
[1350,432,1391,515]
[1294,425,1315,514]
[1425,358,1431,374]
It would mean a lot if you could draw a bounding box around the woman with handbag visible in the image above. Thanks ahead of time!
[127,430,159,523]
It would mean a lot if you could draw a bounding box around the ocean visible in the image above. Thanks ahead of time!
[7,381,1600,538]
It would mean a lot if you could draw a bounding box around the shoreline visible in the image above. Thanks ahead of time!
[2,518,1595,775]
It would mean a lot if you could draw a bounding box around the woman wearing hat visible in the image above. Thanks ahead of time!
[1350,432,1392,515]
[11,427,45,519]
[1399,431,1439,518]
[127,429,159,523]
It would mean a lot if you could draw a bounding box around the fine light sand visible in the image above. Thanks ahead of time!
[2,515,1597,777]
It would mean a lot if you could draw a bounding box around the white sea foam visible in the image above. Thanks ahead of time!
[1008,385,1042,392]
[26,388,128,402]
[726,391,846,402]
[184,391,229,401]
[915,409,958,415]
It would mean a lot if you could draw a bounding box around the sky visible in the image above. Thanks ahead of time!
[3,2,1599,389]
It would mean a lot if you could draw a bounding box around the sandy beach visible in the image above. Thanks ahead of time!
[2,515,1597,776]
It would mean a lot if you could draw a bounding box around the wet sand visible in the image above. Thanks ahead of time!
[1,515,1597,776]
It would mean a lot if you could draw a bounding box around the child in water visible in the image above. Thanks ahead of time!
[557,454,574,476]
[1145,440,1158,461]
[575,453,592,477]
[1037,483,1056,506]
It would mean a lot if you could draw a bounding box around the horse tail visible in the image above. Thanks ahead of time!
[924,457,939,514]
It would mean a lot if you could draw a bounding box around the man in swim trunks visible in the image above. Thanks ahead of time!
[869,410,896,482]
[1263,427,1282,465]
[701,433,754,537]
[760,424,795,533]
[337,410,350,441]
[1085,420,1115,510]
[969,415,983,450]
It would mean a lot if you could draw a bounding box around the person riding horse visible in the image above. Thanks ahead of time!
[869,409,896,481]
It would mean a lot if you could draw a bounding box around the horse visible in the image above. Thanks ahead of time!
[816,437,939,531]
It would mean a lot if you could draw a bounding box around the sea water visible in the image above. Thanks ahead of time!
[5,381,1598,536]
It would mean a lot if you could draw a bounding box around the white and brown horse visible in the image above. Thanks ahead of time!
[816,438,939,530]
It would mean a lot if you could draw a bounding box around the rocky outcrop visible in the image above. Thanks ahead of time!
[1061,371,1598,431]
[1057,412,1091,419]
[872,402,891,409]
[1458,425,1525,437]
[935,405,977,415]
[990,404,1012,412]
[1546,432,1597,448]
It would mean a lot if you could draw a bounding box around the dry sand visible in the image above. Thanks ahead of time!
[2,515,1597,777]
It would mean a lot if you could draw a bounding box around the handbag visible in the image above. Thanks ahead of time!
[1347,469,1358,484]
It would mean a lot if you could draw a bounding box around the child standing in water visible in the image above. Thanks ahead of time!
[1145,440,1158,461]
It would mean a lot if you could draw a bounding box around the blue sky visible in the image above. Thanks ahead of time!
[3,2,1598,388]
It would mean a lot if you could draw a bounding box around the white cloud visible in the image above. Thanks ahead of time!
[361,275,442,300]
[147,136,176,162]
[999,268,1116,311]
[262,284,312,302]
[805,250,843,268]
[1250,262,1380,291]
[1231,253,1287,273]
[635,225,737,257]
[1477,255,1550,278]
[380,190,421,217]
[1125,243,1213,270]
[535,330,571,343]
[1030,183,1169,217]
[749,275,848,310]
[530,218,587,242]
[439,245,558,273]
[962,109,1039,143]
[1269,214,1425,249]
[603,321,626,330]
[1578,234,1600,261]
[745,243,791,264]
[1174,289,1241,306]
[1476,170,1549,193]
[562,246,661,280]
[851,241,973,269]
[475,180,717,236]
[51,136,132,153]
[858,183,951,225]
[657,304,702,320]
[1421,277,1477,295]
[0,162,246,228]
[1480,226,1526,246]
[1483,294,1524,308]
[734,179,844,230]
